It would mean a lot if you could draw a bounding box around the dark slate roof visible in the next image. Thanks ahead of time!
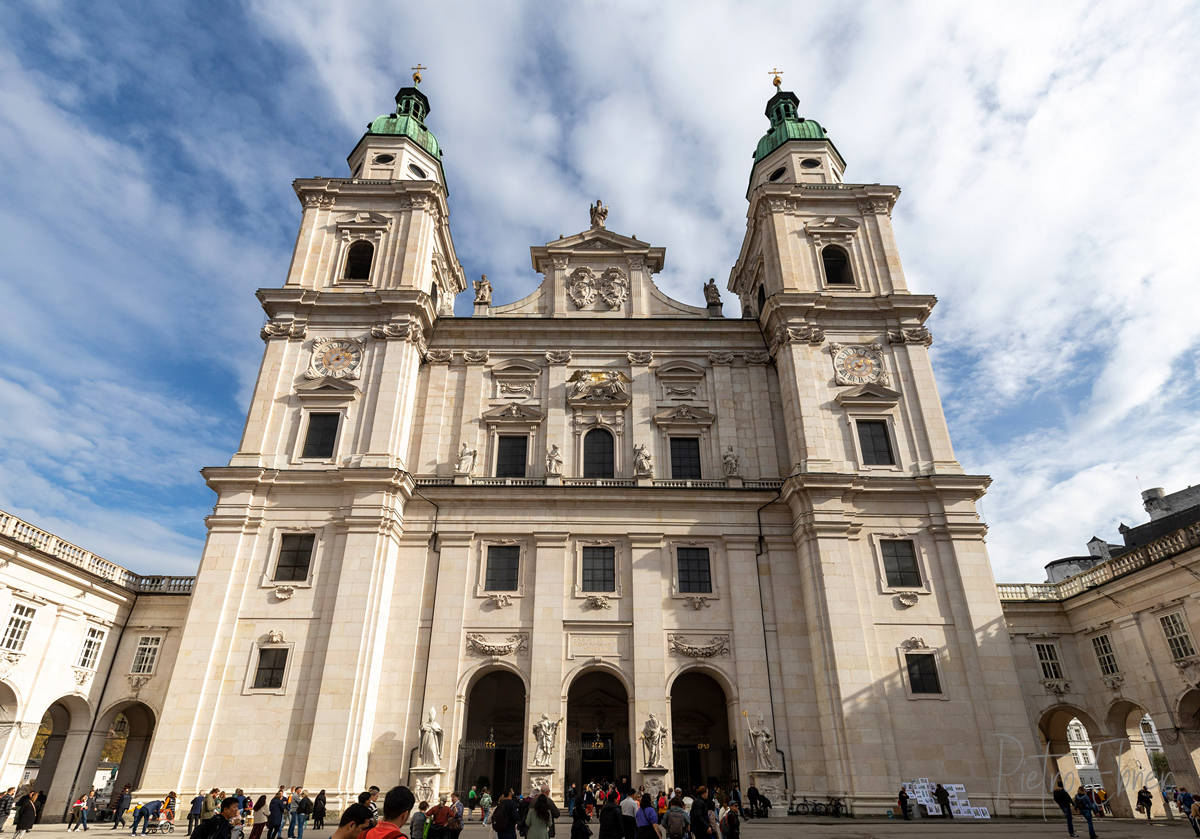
[1116,503,1200,552]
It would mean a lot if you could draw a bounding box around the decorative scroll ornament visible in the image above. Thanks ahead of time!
[1041,678,1072,697]
[899,636,928,650]
[626,351,653,365]
[307,337,364,380]
[684,596,711,611]
[663,384,697,397]
[266,629,286,644]
[0,651,23,681]
[769,324,825,355]
[72,667,94,687]
[598,268,629,308]
[545,350,572,364]
[486,593,513,609]
[462,350,490,364]
[301,192,335,209]
[585,595,612,610]
[668,634,730,658]
[888,327,933,346]
[426,349,453,363]
[273,585,295,601]
[128,674,152,696]
[500,381,534,396]
[1101,673,1125,692]
[894,592,920,609]
[858,198,893,217]
[567,268,598,308]
[744,351,771,364]
[708,351,734,365]
[260,318,307,341]
[465,632,529,656]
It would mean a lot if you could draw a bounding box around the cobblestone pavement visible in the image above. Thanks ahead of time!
[17,816,1196,839]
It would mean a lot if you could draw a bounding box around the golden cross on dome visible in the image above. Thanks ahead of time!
[768,67,784,89]
[411,64,427,84]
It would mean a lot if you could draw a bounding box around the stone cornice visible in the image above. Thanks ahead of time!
[760,292,938,330]
[257,287,437,330]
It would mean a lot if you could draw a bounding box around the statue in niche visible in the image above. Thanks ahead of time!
[641,714,668,768]
[418,706,444,767]
[589,199,608,229]
[633,444,653,477]
[748,713,777,770]
[722,446,740,476]
[703,278,722,306]
[474,274,492,305]
[531,713,561,767]
[455,443,477,475]
[546,444,563,476]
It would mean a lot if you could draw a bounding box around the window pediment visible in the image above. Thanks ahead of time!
[805,216,860,245]
[335,211,391,241]
[834,383,901,408]
[483,403,546,425]
[653,404,714,427]
[295,377,360,402]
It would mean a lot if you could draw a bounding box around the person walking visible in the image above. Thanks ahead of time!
[897,787,910,821]
[67,796,86,831]
[11,792,36,839]
[0,787,14,834]
[933,784,951,818]
[619,789,637,839]
[659,798,688,839]
[632,794,657,839]
[467,787,477,821]
[312,793,326,832]
[569,803,591,839]
[1073,787,1098,839]
[524,793,554,839]
[490,789,519,839]
[719,801,740,839]
[189,794,205,835]
[112,786,132,830]
[1136,786,1153,822]
[1183,788,1199,836]
[597,788,622,839]
[1191,798,1200,838]
[409,802,427,839]
[688,787,711,839]
[1052,781,1076,837]
[266,791,285,839]
[478,788,492,825]
[246,796,267,839]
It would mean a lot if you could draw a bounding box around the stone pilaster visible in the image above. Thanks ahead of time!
[629,533,668,786]
[526,532,569,797]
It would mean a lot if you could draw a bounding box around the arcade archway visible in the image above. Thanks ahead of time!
[1038,706,1101,796]
[670,671,733,791]
[28,695,90,818]
[566,671,631,789]
[456,670,526,798]
[94,702,156,797]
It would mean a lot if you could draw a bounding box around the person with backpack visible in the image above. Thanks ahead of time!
[479,789,492,825]
[408,802,427,839]
[719,801,740,839]
[360,787,415,839]
[1073,786,1099,839]
[660,799,688,839]
[490,789,519,839]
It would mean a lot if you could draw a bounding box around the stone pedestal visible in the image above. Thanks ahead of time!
[635,475,653,487]
[453,473,470,485]
[546,474,562,486]
[411,767,442,804]
[750,769,786,816]
[707,303,723,318]
[638,767,669,799]
[726,475,743,488]
[473,302,490,317]
[527,766,557,800]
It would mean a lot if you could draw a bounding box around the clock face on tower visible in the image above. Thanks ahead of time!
[831,343,888,386]
[306,337,363,380]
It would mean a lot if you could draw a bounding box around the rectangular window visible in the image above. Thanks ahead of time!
[1035,642,1064,679]
[77,627,105,670]
[485,545,520,591]
[274,533,316,582]
[301,413,340,459]
[670,437,702,479]
[856,420,895,466]
[495,435,528,478]
[252,648,289,690]
[1,605,35,652]
[581,546,616,592]
[1091,634,1119,676]
[130,636,162,675]
[677,547,712,594]
[1160,613,1197,660]
[881,539,922,587]
[905,653,942,694]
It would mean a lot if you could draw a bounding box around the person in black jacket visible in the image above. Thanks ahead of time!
[192,797,238,839]
[296,793,313,839]
[596,791,622,839]
[12,792,37,839]
[719,802,739,839]
[688,788,711,839]
[1052,780,1075,837]
[311,793,326,832]
[266,792,286,839]
[113,786,132,830]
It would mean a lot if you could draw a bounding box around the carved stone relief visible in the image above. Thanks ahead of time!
[626,351,653,365]
[545,350,572,364]
[667,634,730,658]
[462,350,490,364]
[888,327,934,346]
[426,349,453,363]
[465,632,529,657]
[261,318,307,341]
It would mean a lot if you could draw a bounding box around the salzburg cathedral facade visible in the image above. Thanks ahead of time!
[7,77,1200,822]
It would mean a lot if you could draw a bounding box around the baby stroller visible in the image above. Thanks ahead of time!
[144,814,175,834]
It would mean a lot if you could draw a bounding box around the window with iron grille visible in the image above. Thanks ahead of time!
[495,435,528,478]
[1,604,34,652]
[301,413,340,459]
[677,547,712,594]
[77,627,105,670]
[485,545,520,591]
[583,429,614,479]
[130,636,162,675]
[1160,613,1197,660]
[274,533,316,582]
[856,420,895,466]
[253,648,289,690]
[881,540,922,587]
[1091,634,1119,676]
[1035,642,1064,679]
[581,546,615,592]
[670,437,702,479]
[905,653,941,694]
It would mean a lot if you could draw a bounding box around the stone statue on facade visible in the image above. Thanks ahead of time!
[641,713,668,768]
[633,444,653,478]
[703,278,721,306]
[748,713,776,770]
[589,199,608,229]
[474,274,492,305]
[722,446,740,477]
[418,706,443,767]
[455,443,477,475]
[531,713,561,767]
[546,444,563,476]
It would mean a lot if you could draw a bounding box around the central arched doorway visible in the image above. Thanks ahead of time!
[457,670,526,797]
[566,671,631,789]
[670,671,733,791]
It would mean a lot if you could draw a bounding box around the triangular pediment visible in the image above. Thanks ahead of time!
[334,211,390,228]
[652,404,715,426]
[834,383,901,406]
[295,377,359,400]
[532,227,665,274]
[482,403,546,423]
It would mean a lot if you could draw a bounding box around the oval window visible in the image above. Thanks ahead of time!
[768,167,786,182]
[800,158,821,169]
[373,153,395,164]
[408,163,428,178]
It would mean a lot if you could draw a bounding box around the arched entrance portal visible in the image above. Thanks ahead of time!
[95,702,156,797]
[670,672,733,791]
[457,671,526,797]
[1038,706,1101,797]
[566,671,631,789]
[27,696,89,818]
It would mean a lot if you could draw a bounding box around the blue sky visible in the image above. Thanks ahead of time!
[1,1,1198,580]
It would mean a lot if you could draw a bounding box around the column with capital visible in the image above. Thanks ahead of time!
[526,532,569,798]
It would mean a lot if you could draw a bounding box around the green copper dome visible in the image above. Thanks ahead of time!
[753,90,828,163]
[367,86,442,159]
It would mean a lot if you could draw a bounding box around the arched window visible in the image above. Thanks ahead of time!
[344,241,374,282]
[821,245,854,285]
[583,428,614,479]
[756,285,767,315]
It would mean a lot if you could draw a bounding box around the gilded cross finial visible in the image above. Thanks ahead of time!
[411,64,427,84]
[768,68,784,89]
